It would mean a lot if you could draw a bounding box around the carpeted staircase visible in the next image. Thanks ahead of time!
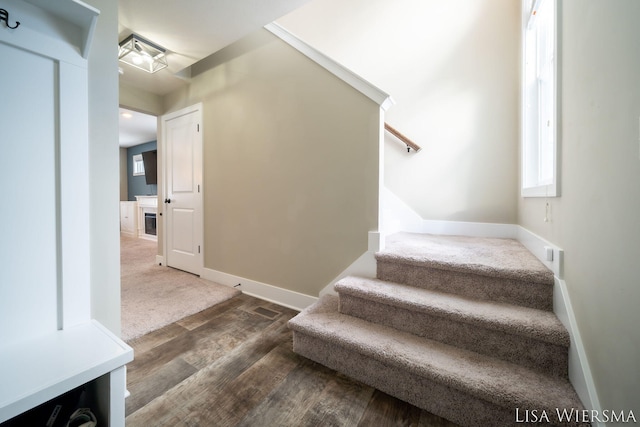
[288,232,588,427]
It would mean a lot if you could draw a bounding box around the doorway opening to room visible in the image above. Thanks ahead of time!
[119,107,160,277]
[119,107,159,247]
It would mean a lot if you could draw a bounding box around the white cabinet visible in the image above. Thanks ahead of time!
[120,201,138,237]
[0,322,132,425]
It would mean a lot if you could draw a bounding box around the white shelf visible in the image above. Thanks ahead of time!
[24,0,100,58]
[0,321,133,423]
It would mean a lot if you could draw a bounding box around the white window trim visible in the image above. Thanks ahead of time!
[133,153,145,176]
[521,0,559,198]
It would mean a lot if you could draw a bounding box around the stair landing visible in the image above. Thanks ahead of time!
[376,233,555,310]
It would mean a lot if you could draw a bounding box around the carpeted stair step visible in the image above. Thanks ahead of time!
[335,276,569,377]
[376,233,555,310]
[289,295,587,427]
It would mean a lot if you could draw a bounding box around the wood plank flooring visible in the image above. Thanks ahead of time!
[125,293,460,427]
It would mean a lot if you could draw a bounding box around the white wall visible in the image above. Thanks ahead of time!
[519,1,640,418]
[86,0,121,335]
[278,0,520,224]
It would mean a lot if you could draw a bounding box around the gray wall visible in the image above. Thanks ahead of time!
[126,141,158,200]
[163,29,381,297]
[519,1,640,417]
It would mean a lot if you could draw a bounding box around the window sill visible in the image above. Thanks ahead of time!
[522,183,558,198]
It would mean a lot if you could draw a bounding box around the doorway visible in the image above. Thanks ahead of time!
[119,107,159,251]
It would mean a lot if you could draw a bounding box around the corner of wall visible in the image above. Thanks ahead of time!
[319,231,381,297]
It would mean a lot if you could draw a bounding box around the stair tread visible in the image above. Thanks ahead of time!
[335,276,569,347]
[376,232,553,285]
[289,295,583,412]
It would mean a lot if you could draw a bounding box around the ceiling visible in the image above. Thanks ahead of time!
[117,0,312,148]
[119,108,157,148]
[117,0,312,97]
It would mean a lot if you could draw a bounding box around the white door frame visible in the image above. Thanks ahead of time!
[160,103,204,275]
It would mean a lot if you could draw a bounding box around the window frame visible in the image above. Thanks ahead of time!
[132,153,145,176]
[521,0,559,197]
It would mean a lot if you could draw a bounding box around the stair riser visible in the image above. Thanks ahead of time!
[339,294,569,378]
[377,260,553,311]
[293,331,586,427]
[293,331,508,427]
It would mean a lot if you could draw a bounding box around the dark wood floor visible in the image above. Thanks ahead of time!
[125,293,459,427]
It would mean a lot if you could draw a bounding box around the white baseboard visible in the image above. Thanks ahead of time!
[381,186,517,239]
[201,268,317,312]
[514,226,601,422]
[421,220,517,239]
[554,277,604,427]
[381,187,424,236]
[516,226,564,279]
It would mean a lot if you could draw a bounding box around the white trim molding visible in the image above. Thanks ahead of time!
[554,278,604,427]
[381,187,518,239]
[515,226,601,422]
[516,226,563,279]
[264,22,394,111]
[421,220,517,239]
[202,268,317,312]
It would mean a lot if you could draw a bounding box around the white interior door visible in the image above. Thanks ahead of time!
[162,104,203,275]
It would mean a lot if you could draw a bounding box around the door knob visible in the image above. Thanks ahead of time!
[164,198,171,204]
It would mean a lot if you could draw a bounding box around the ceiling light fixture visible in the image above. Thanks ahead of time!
[118,34,168,74]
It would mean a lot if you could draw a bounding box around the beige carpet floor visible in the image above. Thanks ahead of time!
[121,235,241,341]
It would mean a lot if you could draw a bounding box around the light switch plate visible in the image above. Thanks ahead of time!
[544,246,554,262]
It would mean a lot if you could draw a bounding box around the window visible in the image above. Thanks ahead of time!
[132,154,145,176]
[522,0,558,197]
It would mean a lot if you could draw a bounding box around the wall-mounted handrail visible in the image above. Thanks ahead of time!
[384,123,421,153]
